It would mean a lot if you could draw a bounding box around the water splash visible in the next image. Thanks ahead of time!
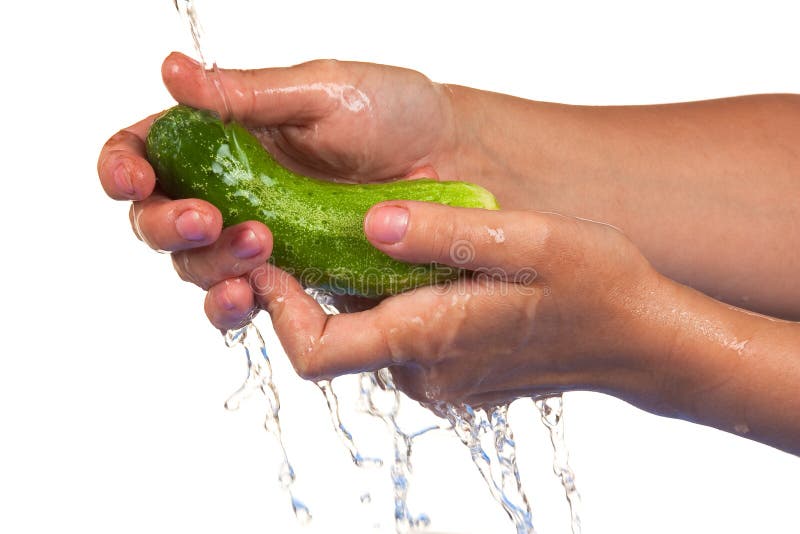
[432,402,535,534]
[224,323,311,525]
[358,370,435,533]
[223,291,583,533]
[303,288,583,533]
[304,287,432,532]
[304,288,383,469]
[535,395,582,534]
[316,379,383,468]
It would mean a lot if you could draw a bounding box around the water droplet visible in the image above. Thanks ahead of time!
[291,497,312,524]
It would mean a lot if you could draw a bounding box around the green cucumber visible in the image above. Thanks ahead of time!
[145,105,499,298]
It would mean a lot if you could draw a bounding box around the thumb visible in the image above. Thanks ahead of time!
[364,200,549,273]
[161,51,333,125]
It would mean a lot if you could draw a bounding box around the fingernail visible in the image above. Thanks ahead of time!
[217,285,237,311]
[166,52,199,77]
[175,210,208,241]
[231,228,262,259]
[366,206,409,244]
[114,162,136,198]
[181,53,200,66]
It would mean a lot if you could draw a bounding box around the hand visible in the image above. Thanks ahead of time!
[246,201,665,407]
[98,52,462,328]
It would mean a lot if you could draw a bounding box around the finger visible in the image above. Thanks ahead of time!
[205,277,256,331]
[98,114,159,200]
[172,221,273,290]
[250,265,411,379]
[249,264,343,378]
[129,194,222,252]
[250,264,448,380]
[161,51,342,125]
[363,201,553,274]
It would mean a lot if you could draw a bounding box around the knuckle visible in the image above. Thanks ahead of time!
[246,85,258,121]
[525,213,566,270]
[532,214,558,249]
[430,218,460,261]
[171,252,211,289]
[232,69,259,121]
[289,315,332,381]
[248,265,273,297]
[380,323,412,366]
[104,129,140,150]
[170,252,191,281]
[301,58,343,77]
[290,349,322,381]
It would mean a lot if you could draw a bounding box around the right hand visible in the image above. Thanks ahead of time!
[98,52,464,329]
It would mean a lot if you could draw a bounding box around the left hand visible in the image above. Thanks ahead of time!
[246,200,667,407]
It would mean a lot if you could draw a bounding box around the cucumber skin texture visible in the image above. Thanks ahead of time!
[145,105,499,298]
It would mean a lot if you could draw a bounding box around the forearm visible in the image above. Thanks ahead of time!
[447,88,800,319]
[620,275,800,456]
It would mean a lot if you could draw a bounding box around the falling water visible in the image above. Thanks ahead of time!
[535,395,582,534]
[172,0,233,120]
[224,323,311,523]
[431,402,535,534]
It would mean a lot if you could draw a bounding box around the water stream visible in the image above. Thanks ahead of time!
[430,401,534,534]
[223,324,311,523]
[172,0,232,120]
[535,396,582,534]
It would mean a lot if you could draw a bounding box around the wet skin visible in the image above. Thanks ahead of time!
[98,52,800,455]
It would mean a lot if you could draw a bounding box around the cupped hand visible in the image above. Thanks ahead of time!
[246,201,666,407]
[98,52,461,328]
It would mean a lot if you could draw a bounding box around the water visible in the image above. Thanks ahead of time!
[290,289,470,531]
[316,379,383,468]
[173,0,233,120]
[535,396,582,534]
[305,285,434,530]
[223,314,582,533]
[224,324,311,524]
[171,3,583,531]
[357,369,436,532]
[432,402,534,534]
[313,290,580,534]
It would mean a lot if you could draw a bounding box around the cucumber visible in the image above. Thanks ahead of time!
[146,105,499,298]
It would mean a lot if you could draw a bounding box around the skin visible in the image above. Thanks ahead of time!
[98,52,800,455]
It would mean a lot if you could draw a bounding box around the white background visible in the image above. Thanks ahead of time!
[1,1,798,533]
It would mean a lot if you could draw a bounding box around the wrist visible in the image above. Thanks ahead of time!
[441,83,598,212]
[595,260,800,454]
[608,272,753,420]
[569,268,680,404]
